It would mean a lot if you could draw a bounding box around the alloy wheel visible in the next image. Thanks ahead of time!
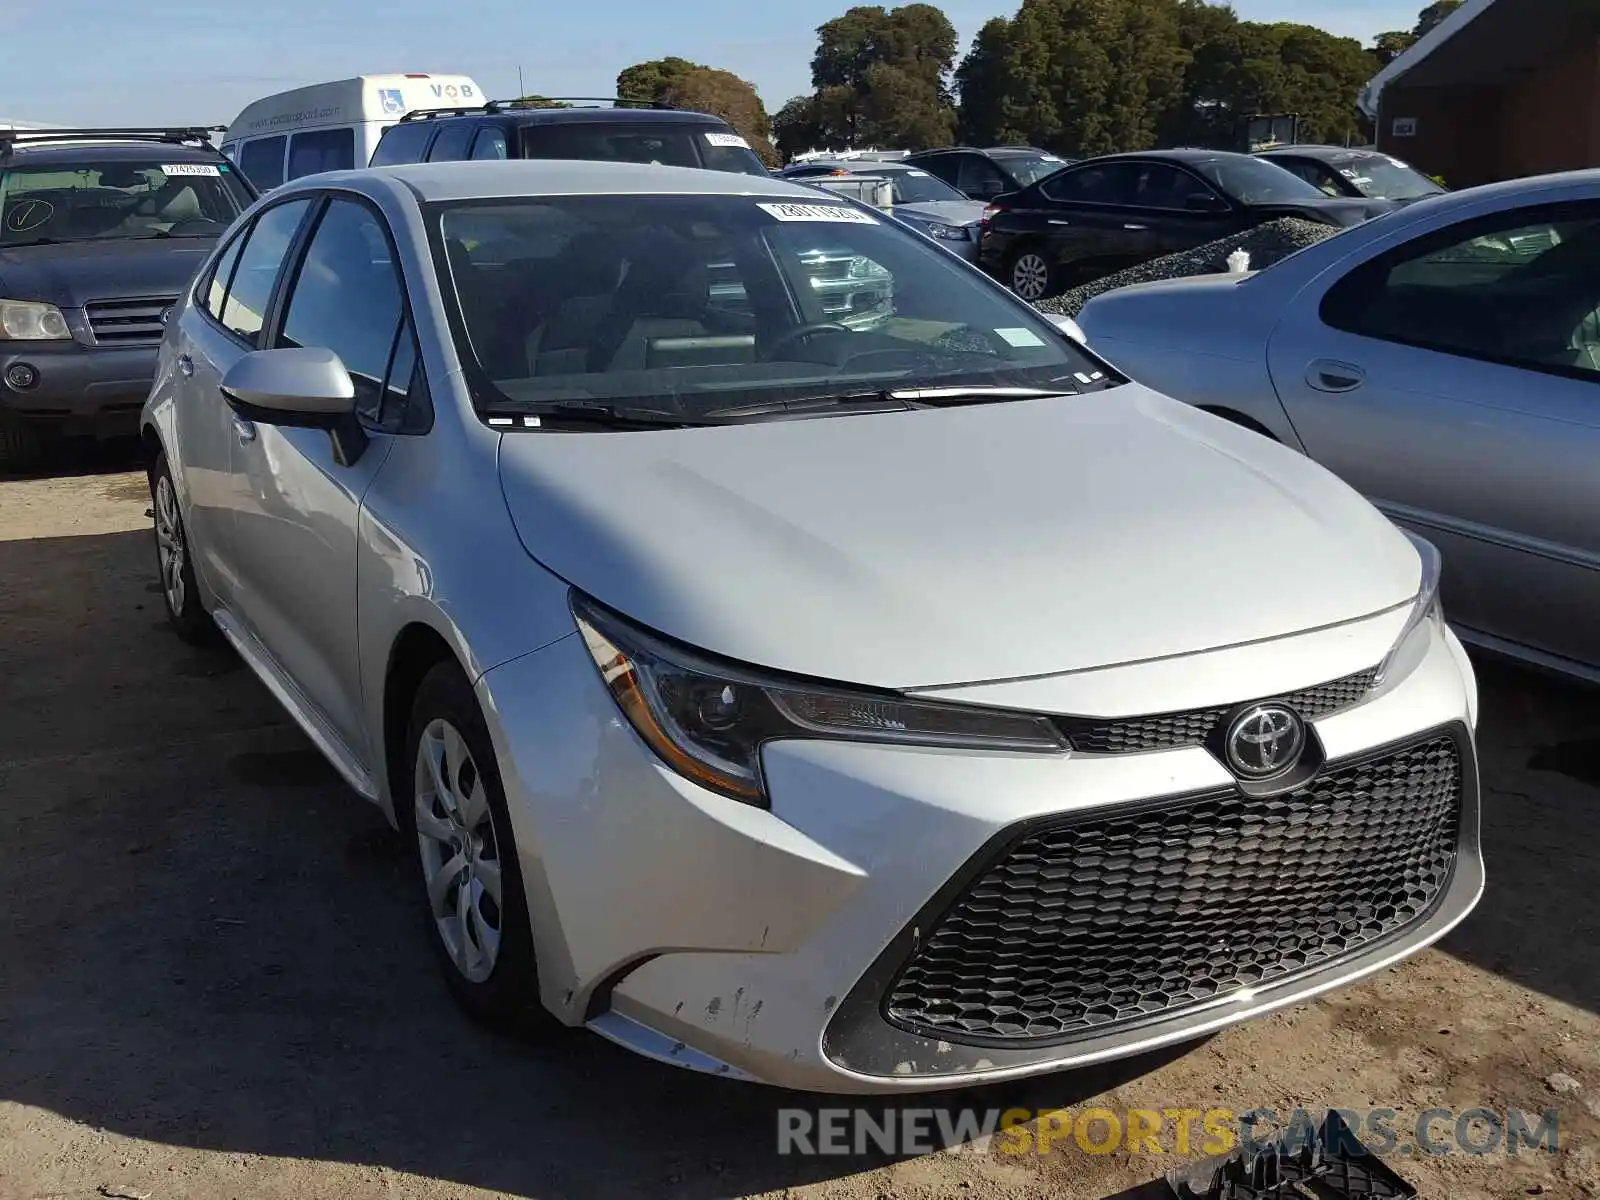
[413,718,504,984]
[1011,253,1050,301]
[153,474,187,618]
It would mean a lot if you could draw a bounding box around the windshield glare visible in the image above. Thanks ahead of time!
[0,160,250,245]
[1328,154,1444,201]
[1195,156,1330,205]
[436,194,1100,423]
[881,168,969,204]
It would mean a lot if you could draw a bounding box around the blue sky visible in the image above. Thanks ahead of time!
[6,0,1425,127]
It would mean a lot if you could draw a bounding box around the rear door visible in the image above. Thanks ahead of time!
[1138,163,1248,258]
[954,153,1011,201]
[1029,161,1154,276]
[177,196,316,597]
[1267,198,1600,671]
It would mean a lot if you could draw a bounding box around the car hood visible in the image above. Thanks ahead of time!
[891,199,987,228]
[497,385,1421,690]
[1250,196,1397,226]
[0,238,217,307]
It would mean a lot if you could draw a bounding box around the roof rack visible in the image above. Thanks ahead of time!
[0,126,225,153]
[484,96,675,111]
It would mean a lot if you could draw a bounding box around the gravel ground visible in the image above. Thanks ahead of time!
[1036,218,1342,318]
[3,446,1600,1199]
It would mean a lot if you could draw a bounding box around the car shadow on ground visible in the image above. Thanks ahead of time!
[0,433,145,482]
[0,527,1594,1198]
[1439,652,1600,1017]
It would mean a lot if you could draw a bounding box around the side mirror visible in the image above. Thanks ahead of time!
[1185,192,1229,214]
[221,346,368,465]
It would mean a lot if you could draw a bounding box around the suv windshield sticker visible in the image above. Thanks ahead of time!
[704,132,750,148]
[162,163,221,177]
[756,202,878,224]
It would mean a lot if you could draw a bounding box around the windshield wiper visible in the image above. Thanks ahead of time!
[486,400,705,430]
[1,236,62,247]
[887,385,1080,404]
[700,391,915,422]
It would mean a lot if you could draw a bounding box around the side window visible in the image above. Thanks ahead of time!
[200,227,249,320]
[470,126,508,160]
[238,136,287,190]
[1279,159,1341,196]
[220,198,312,345]
[426,122,476,162]
[1322,203,1600,379]
[1040,163,1141,205]
[956,155,1008,196]
[276,198,405,421]
[1129,164,1215,210]
[915,155,957,186]
[377,316,430,432]
[369,121,435,167]
[286,128,356,180]
[220,142,239,165]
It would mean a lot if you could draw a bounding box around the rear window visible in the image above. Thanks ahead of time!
[370,121,435,167]
[287,128,356,180]
[517,122,769,177]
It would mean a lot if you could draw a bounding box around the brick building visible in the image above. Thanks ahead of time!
[1359,0,1600,189]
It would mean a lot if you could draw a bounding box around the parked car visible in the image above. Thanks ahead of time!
[368,99,770,177]
[979,149,1397,301]
[1256,145,1447,206]
[778,159,988,260]
[904,146,1076,200]
[0,126,257,468]
[1076,168,1600,683]
[223,73,485,190]
[142,157,1481,1094]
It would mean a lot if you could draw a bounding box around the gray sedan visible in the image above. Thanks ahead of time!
[779,160,987,260]
[1076,169,1600,683]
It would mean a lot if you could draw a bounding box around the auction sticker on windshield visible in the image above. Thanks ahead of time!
[757,202,878,224]
[705,132,750,148]
[162,163,221,176]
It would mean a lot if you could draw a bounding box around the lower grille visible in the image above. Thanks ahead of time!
[86,296,177,347]
[1058,666,1378,754]
[884,734,1462,1044]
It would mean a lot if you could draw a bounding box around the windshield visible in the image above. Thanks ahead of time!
[997,153,1071,187]
[1193,155,1330,205]
[518,123,770,178]
[0,158,251,245]
[1325,153,1445,201]
[434,194,1106,425]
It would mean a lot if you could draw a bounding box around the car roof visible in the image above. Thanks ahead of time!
[786,160,917,173]
[423,107,727,128]
[1257,145,1378,160]
[309,158,830,203]
[1081,148,1260,166]
[3,139,226,165]
[985,146,1051,157]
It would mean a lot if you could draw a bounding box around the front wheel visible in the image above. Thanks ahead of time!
[401,662,554,1034]
[1006,246,1058,302]
[149,453,216,645]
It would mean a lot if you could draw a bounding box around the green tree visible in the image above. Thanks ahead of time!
[615,58,778,163]
[1370,1,1465,65]
[955,17,1019,144]
[1414,0,1462,36]
[510,96,573,108]
[802,3,959,149]
[772,95,826,159]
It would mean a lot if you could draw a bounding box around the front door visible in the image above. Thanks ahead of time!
[226,195,409,761]
[1267,198,1600,672]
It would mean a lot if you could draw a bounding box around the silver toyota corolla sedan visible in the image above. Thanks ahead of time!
[1076,169,1600,686]
[140,159,1482,1094]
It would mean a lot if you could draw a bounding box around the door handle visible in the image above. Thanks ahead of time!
[177,354,194,378]
[1123,223,1148,231]
[232,414,257,445]
[1306,359,1366,393]
[1047,218,1071,226]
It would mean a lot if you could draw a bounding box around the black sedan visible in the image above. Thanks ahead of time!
[1254,144,1447,206]
[903,146,1076,200]
[977,149,1396,301]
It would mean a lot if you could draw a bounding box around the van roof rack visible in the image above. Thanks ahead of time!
[484,96,676,111]
[0,126,225,153]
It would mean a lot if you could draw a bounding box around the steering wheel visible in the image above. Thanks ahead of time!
[763,321,850,361]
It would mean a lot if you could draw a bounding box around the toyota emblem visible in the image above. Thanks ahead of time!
[160,305,173,327]
[1224,704,1305,778]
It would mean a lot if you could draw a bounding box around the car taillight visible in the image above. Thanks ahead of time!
[981,204,1001,225]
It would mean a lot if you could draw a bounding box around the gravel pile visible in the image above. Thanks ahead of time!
[1035,217,1341,318]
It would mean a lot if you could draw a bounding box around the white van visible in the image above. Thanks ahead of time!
[223,73,484,189]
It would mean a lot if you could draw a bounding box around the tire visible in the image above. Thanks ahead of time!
[400,661,553,1034]
[1007,245,1057,303]
[149,452,217,645]
[0,411,42,473]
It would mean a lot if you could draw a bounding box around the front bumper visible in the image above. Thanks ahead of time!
[478,613,1481,1094]
[0,339,156,435]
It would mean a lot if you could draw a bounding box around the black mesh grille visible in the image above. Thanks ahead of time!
[884,734,1462,1044]
[1058,667,1378,755]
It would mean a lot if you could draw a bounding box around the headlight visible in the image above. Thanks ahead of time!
[1374,529,1443,685]
[572,592,1066,805]
[923,221,970,241]
[0,299,71,341]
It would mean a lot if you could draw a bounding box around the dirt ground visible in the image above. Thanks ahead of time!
[2,448,1598,1200]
